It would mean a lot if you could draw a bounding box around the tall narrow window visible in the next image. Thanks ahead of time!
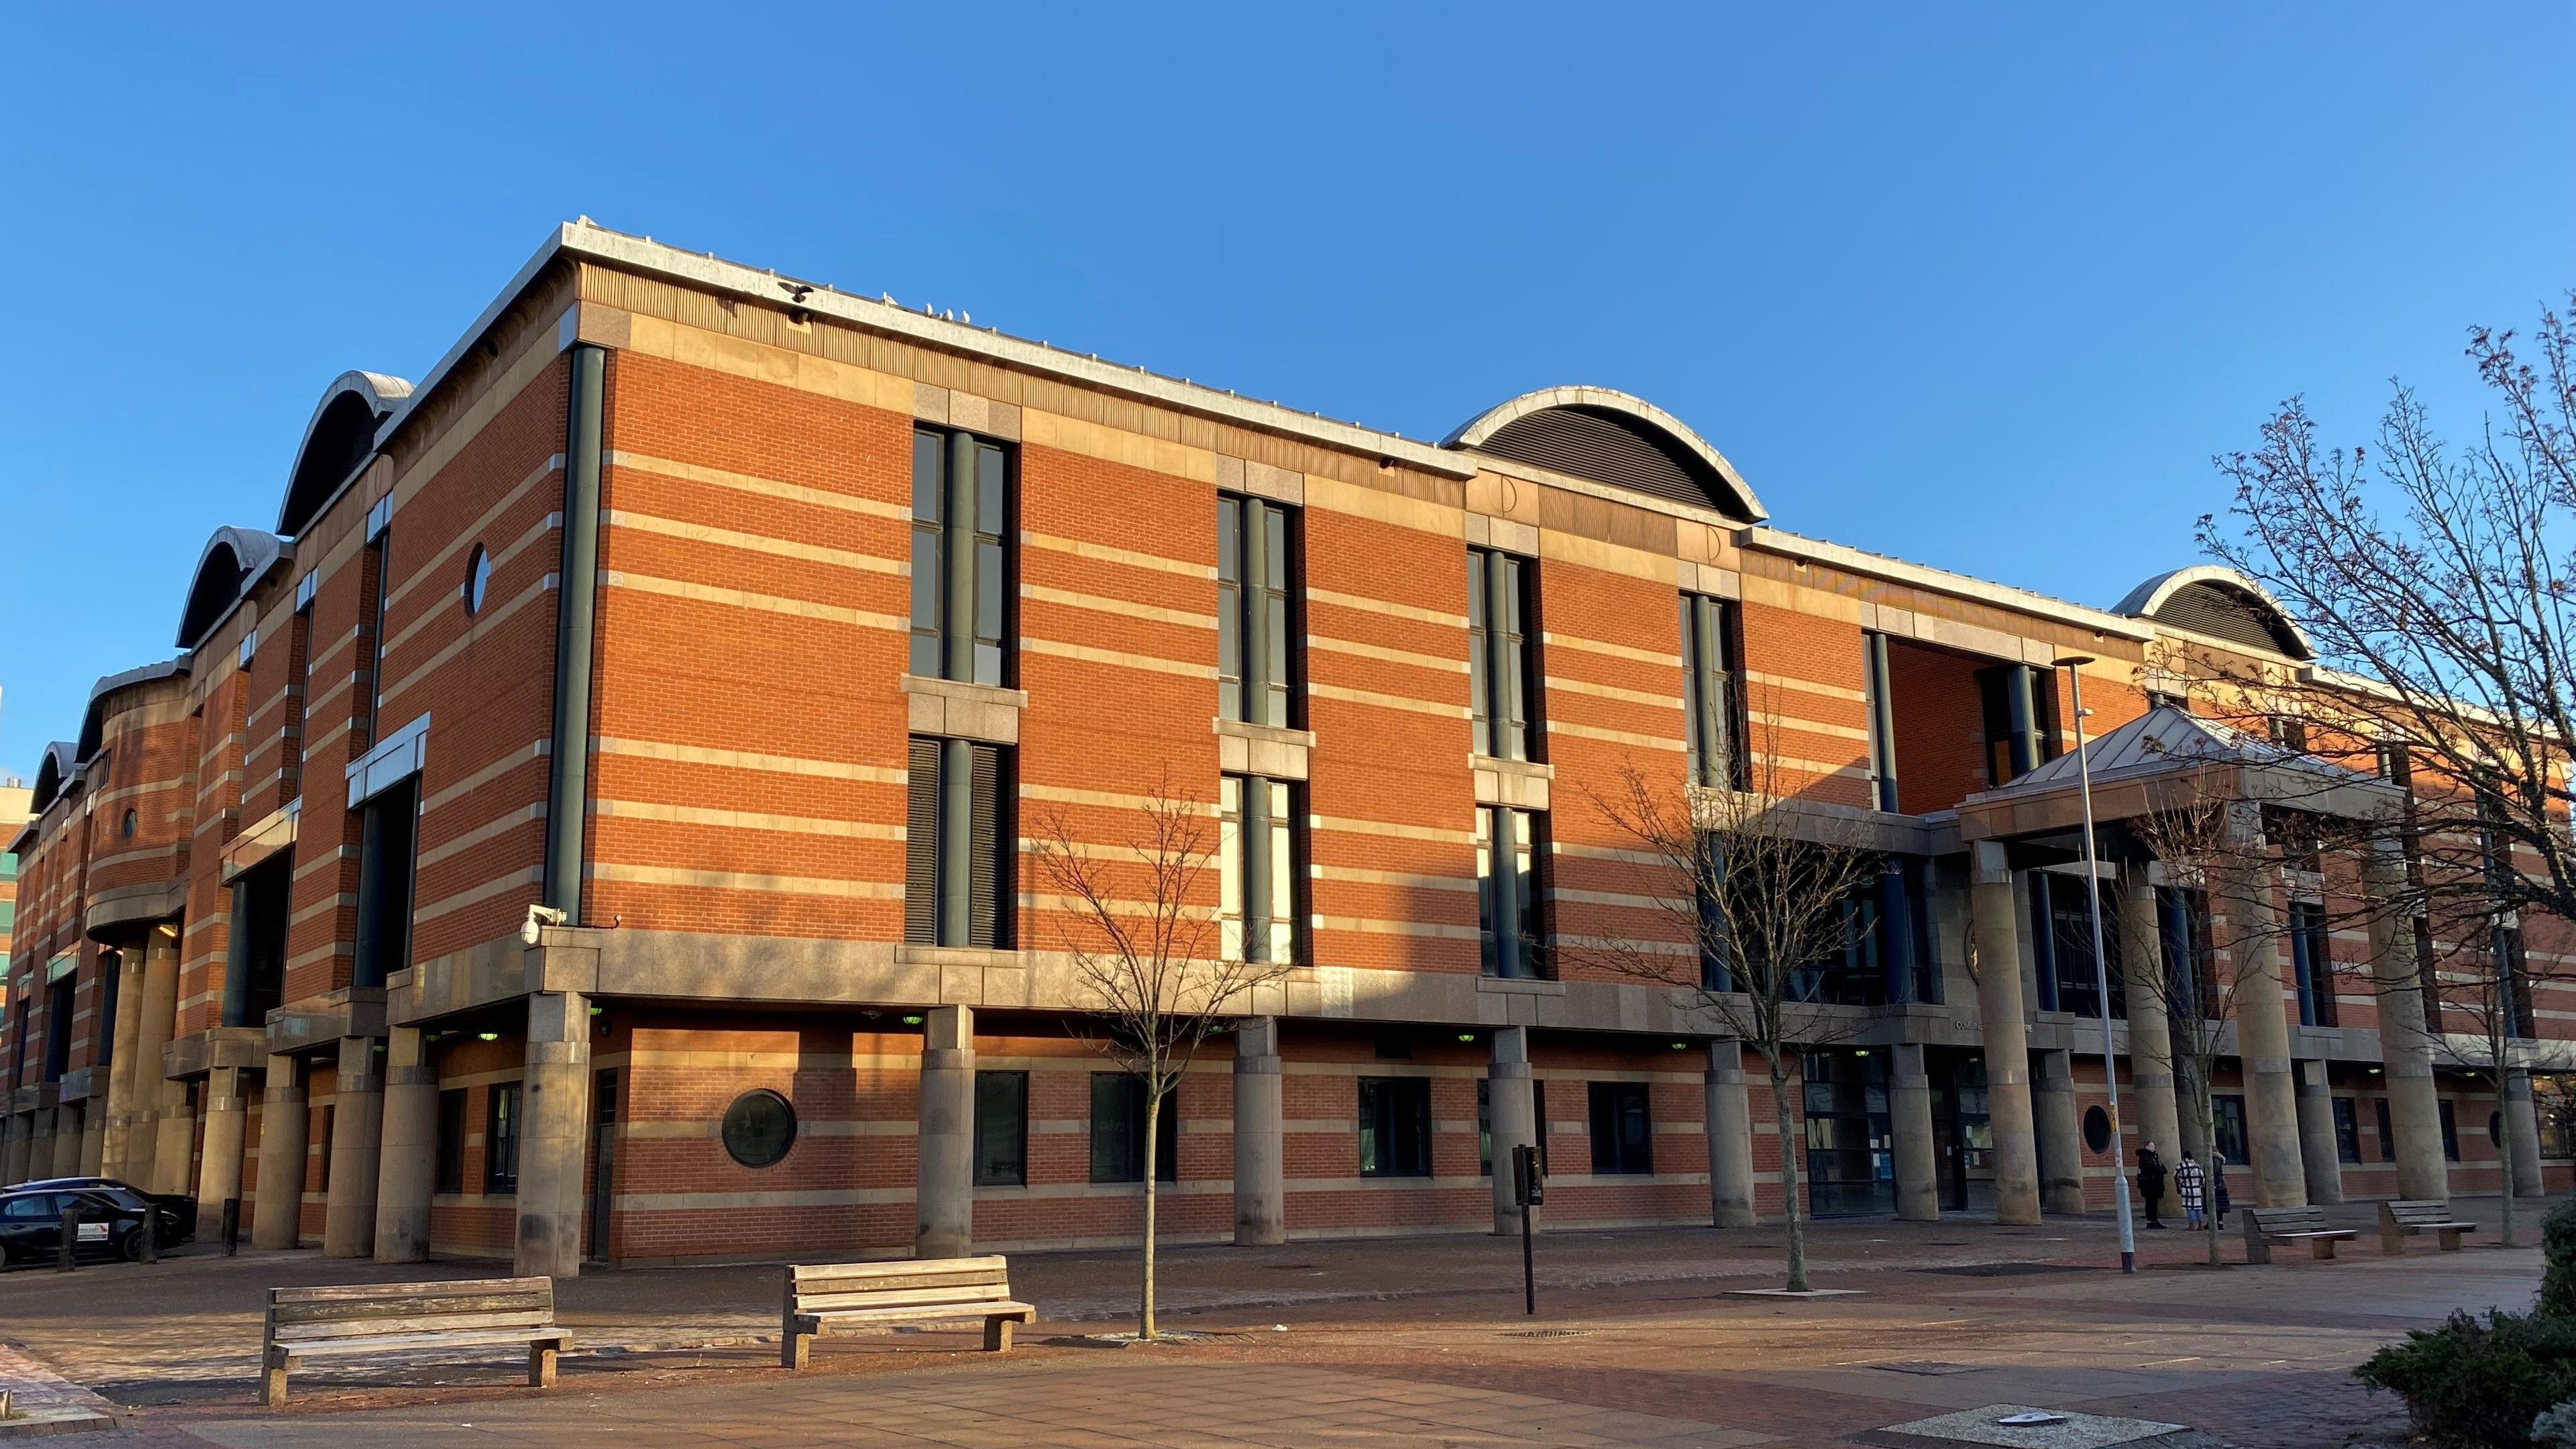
[1680,594,1743,790]
[1978,662,2056,786]
[284,590,313,800]
[352,777,419,989]
[2332,1097,2361,1163]
[93,951,119,1069]
[43,973,74,1082]
[1356,1077,1432,1177]
[1477,805,1545,980]
[2289,900,2337,1027]
[485,1083,521,1193]
[1220,775,1300,964]
[2375,1096,2396,1163]
[904,739,1008,949]
[1860,631,1900,812]
[973,1070,1027,1186]
[1467,547,1538,760]
[910,429,1010,686]
[434,1088,468,1195]
[2439,1099,2459,1162]
[360,520,393,749]
[2501,925,2537,1039]
[1087,1073,1178,1183]
[2159,887,2217,1020]
[1218,494,1298,727]
[1587,1081,1654,1175]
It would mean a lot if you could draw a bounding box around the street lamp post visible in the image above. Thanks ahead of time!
[2055,655,2139,1275]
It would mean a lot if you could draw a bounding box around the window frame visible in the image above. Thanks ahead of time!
[485,1082,522,1195]
[1087,1072,1179,1185]
[1467,547,1540,761]
[1477,804,1548,981]
[433,1087,468,1195]
[1679,592,1745,791]
[1356,1075,1433,1179]
[1218,492,1302,729]
[909,427,1014,688]
[1587,1081,1654,1176]
[904,738,1012,949]
[1219,773,1304,966]
[973,1069,1028,1188]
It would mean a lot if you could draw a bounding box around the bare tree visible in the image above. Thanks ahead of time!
[1024,781,1295,1339]
[2202,291,2576,1240]
[1581,722,1882,1294]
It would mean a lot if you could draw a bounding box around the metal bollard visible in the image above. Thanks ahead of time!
[222,1197,241,1256]
[55,1203,81,1273]
[137,1210,159,1264]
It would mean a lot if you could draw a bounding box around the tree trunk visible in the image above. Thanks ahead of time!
[1768,1051,1809,1293]
[1142,1087,1161,1339]
[2196,1089,2222,1268]
[2493,1048,2519,1250]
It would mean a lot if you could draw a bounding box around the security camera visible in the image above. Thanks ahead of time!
[521,904,570,947]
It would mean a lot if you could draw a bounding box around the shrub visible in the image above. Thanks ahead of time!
[2541,1197,2576,1319]
[2355,1309,2576,1448]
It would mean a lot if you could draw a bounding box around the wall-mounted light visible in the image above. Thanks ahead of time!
[476,1032,500,1042]
[902,1014,925,1026]
[1456,1032,1477,1043]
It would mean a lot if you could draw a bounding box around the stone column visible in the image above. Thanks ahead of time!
[78,1099,105,1175]
[375,1027,438,1262]
[914,1005,975,1260]
[2117,871,2182,1159]
[1,1114,29,1185]
[2229,863,2310,1208]
[1890,1042,1940,1222]
[1487,1026,1538,1236]
[195,1066,250,1227]
[2365,845,2449,1201]
[1705,1040,1756,1227]
[127,935,181,1192]
[99,949,146,1179]
[252,1055,309,1248]
[50,1105,85,1178]
[2294,1061,2345,1205]
[1973,841,2043,1225]
[514,991,594,1279]
[1232,1017,1284,1246]
[2035,1049,2086,1215]
[26,1108,56,1181]
[2507,1067,2547,1199]
[323,1036,384,1257]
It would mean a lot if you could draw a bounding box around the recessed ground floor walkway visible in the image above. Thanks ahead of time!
[8,1196,2551,1448]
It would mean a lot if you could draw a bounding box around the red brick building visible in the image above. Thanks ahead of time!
[3,221,2561,1274]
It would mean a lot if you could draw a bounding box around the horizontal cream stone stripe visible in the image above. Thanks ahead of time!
[1307,586,1465,629]
[385,511,560,676]
[622,1118,916,1139]
[386,574,555,711]
[386,457,561,616]
[597,735,906,786]
[619,1188,912,1211]
[608,449,911,523]
[1546,719,1685,751]
[1312,914,1479,941]
[423,740,552,816]
[1745,669,1868,704]
[1022,637,1216,680]
[1749,707,1870,743]
[416,802,546,871]
[601,570,906,633]
[1554,933,1696,959]
[1750,751,1871,782]
[590,861,902,900]
[1022,529,1212,580]
[1551,841,1667,867]
[1546,674,1684,710]
[290,894,358,928]
[1307,681,1468,720]
[415,865,545,924]
[1311,864,1478,892]
[1546,631,1682,668]
[606,508,904,578]
[1020,582,1216,631]
[1548,886,1684,911]
[1018,782,1201,814]
[595,796,904,842]
[1309,635,1467,674]
[1311,814,1476,845]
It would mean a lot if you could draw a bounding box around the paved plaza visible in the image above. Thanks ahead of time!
[1,1198,2550,1448]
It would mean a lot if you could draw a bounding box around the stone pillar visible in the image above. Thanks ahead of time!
[99,949,146,1179]
[195,1066,250,1227]
[252,1055,309,1248]
[127,935,181,1192]
[1705,1040,1756,1227]
[2117,871,2182,1160]
[2507,1067,2547,1199]
[1232,1017,1284,1246]
[1487,1026,1538,1236]
[2294,1061,2345,1205]
[323,1036,384,1257]
[914,1005,975,1260]
[1890,1042,1940,1222]
[2229,863,2309,1208]
[2035,1049,2086,1215]
[1973,842,2042,1224]
[375,1027,438,1262]
[2365,846,2449,1201]
[50,1105,85,1178]
[78,1099,105,1175]
[514,991,594,1279]
[26,1108,56,1180]
[1,1114,29,1185]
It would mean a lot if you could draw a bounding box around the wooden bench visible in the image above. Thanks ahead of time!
[781,1256,1036,1370]
[2242,1205,2359,1264]
[261,1277,572,1407]
[2380,1199,2479,1254]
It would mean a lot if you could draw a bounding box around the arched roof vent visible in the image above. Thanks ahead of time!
[2114,566,2312,661]
[276,370,413,537]
[175,527,289,649]
[1443,386,1766,523]
[29,741,76,814]
[76,659,191,763]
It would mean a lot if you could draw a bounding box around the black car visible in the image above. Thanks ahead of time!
[5,1177,197,1241]
[0,1187,184,1265]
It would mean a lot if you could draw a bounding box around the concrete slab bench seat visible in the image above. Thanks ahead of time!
[260,1277,571,1407]
[2242,1205,2359,1264]
[2379,1199,2479,1254]
[781,1256,1036,1370]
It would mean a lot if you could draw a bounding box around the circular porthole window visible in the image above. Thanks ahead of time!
[120,808,138,838]
[721,1089,798,1168]
[2082,1105,2114,1155]
[464,545,491,615]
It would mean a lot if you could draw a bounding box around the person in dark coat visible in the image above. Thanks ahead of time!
[2135,1143,2169,1229]
[2210,1149,2233,1228]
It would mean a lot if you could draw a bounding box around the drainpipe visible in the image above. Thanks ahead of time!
[545,344,606,922]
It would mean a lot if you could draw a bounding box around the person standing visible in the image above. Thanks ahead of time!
[2174,1151,2206,1230]
[2135,1142,2169,1229]
[2210,1148,2233,1228]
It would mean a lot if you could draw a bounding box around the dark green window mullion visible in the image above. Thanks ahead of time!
[2005,663,2041,780]
[1495,554,1527,760]
[943,433,977,683]
[1240,774,1273,960]
[1468,551,1491,754]
[938,737,974,946]
[1218,497,1242,718]
[1862,631,1900,812]
[1242,501,1273,724]
[1683,595,1735,790]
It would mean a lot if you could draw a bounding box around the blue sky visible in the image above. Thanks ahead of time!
[3,5,2569,774]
